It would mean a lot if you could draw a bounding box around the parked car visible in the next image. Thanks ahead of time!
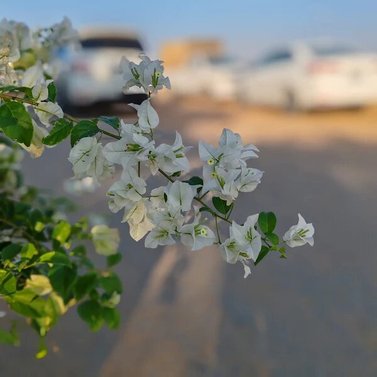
[239,42,377,110]
[169,55,243,100]
[56,27,147,109]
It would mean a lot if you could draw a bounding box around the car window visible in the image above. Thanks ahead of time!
[80,37,143,50]
[255,50,292,67]
[312,46,356,57]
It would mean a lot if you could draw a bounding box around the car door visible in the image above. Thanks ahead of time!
[249,49,294,106]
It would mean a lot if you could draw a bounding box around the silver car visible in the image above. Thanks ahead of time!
[56,27,147,110]
[240,42,377,110]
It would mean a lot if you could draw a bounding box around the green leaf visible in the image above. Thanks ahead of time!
[48,266,76,302]
[212,197,232,215]
[102,307,120,329]
[0,270,17,294]
[47,82,57,102]
[0,102,33,146]
[70,120,99,146]
[184,176,203,187]
[99,116,120,130]
[74,273,98,300]
[99,274,122,294]
[52,221,71,244]
[258,212,277,234]
[42,119,73,146]
[20,243,38,260]
[77,300,104,331]
[1,244,22,261]
[199,206,212,214]
[254,246,270,266]
[266,232,279,245]
[38,251,71,266]
[107,253,122,267]
[0,325,19,346]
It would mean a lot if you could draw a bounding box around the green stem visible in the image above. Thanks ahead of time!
[215,216,221,244]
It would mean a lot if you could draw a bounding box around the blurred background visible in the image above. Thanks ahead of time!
[2,1,377,376]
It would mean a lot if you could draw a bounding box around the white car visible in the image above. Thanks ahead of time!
[239,43,377,110]
[56,27,147,109]
[169,56,243,101]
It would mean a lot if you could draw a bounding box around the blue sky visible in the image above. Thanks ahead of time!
[3,0,377,59]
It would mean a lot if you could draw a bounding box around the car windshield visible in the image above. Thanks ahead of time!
[312,46,356,56]
[80,37,143,50]
[208,56,235,66]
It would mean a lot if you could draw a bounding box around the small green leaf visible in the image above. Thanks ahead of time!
[77,300,104,331]
[1,244,22,261]
[47,82,57,102]
[212,197,232,215]
[52,221,71,244]
[99,116,120,130]
[199,206,212,214]
[42,119,73,146]
[99,274,122,294]
[48,266,76,302]
[254,245,270,266]
[20,243,38,260]
[70,120,99,146]
[107,253,122,267]
[0,325,19,346]
[36,337,48,359]
[38,251,71,266]
[102,307,120,329]
[74,273,98,300]
[258,212,277,234]
[0,102,33,146]
[0,270,17,294]
[266,233,279,245]
[184,176,203,187]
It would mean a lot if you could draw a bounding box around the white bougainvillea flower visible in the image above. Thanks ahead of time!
[119,54,171,94]
[220,238,253,278]
[155,132,190,174]
[107,168,146,213]
[31,79,50,101]
[166,181,197,213]
[219,128,259,164]
[25,274,52,296]
[0,19,24,63]
[199,129,259,171]
[180,222,216,251]
[237,167,263,193]
[229,214,262,262]
[141,55,171,93]
[202,166,240,204]
[91,225,120,256]
[145,226,176,248]
[68,137,113,182]
[283,214,315,248]
[118,57,140,90]
[35,102,64,127]
[122,199,154,241]
[129,99,159,132]
[22,63,44,88]
[43,17,79,47]
[103,131,154,167]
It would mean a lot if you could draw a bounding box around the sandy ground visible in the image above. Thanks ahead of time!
[157,95,377,148]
